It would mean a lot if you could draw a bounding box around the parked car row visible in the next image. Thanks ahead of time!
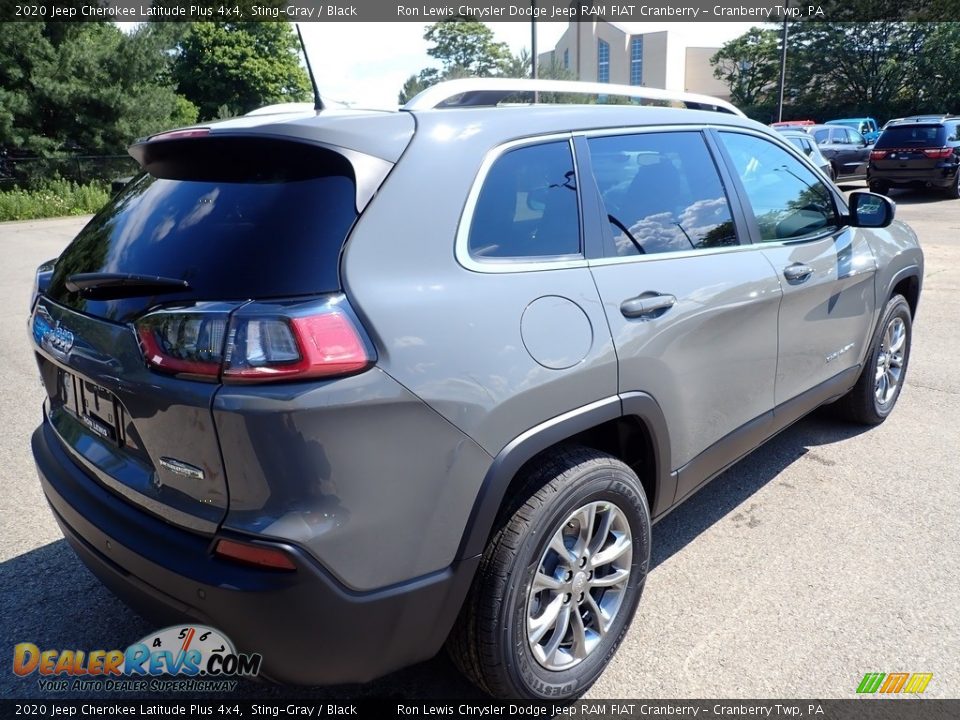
[773,114,960,198]
[773,119,872,181]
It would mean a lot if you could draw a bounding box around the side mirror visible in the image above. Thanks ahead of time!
[847,191,895,228]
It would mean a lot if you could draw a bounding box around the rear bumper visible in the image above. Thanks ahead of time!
[869,166,958,187]
[32,420,478,686]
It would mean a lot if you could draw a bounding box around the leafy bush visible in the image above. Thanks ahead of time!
[0,179,110,222]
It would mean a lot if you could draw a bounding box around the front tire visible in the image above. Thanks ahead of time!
[833,295,912,425]
[447,446,651,699]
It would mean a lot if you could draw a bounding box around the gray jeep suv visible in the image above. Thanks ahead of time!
[30,79,922,699]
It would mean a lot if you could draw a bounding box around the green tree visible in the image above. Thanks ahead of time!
[502,48,532,79]
[711,18,947,122]
[424,18,512,76]
[398,72,433,105]
[899,21,960,115]
[786,21,928,119]
[173,22,311,120]
[710,27,781,108]
[0,22,196,157]
[399,19,510,103]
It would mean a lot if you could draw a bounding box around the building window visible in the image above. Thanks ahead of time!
[563,48,569,70]
[630,37,643,85]
[598,39,609,83]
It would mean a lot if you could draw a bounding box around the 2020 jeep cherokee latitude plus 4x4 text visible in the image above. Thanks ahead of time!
[30,79,922,699]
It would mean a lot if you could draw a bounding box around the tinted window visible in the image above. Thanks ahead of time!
[787,137,812,156]
[48,139,357,322]
[468,141,580,259]
[588,132,738,257]
[719,132,839,242]
[812,128,830,144]
[846,128,866,144]
[876,125,946,148]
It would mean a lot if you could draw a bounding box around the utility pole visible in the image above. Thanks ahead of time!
[531,1,539,102]
[777,11,789,122]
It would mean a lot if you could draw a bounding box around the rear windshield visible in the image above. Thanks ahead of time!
[876,125,946,148]
[48,138,357,321]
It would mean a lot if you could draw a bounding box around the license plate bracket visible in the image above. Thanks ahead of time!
[59,369,124,445]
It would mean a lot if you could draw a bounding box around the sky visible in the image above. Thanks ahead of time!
[298,22,757,108]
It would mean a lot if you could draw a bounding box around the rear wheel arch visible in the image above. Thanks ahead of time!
[455,394,672,563]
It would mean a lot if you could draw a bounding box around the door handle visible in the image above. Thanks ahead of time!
[783,263,814,283]
[620,293,677,319]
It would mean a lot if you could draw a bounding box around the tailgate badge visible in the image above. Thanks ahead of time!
[33,308,75,355]
[158,457,205,482]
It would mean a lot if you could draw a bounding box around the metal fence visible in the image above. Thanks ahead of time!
[0,155,139,190]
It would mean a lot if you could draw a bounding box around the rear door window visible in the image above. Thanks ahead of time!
[845,128,865,145]
[467,141,580,259]
[587,131,739,256]
[48,138,358,322]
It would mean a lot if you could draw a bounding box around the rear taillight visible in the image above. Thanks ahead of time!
[223,311,370,382]
[136,311,227,378]
[923,147,954,159]
[134,295,373,383]
[870,150,888,160]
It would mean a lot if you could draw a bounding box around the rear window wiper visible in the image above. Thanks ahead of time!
[65,273,190,299]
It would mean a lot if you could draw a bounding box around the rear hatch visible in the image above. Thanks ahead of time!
[871,124,953,175]
[31,134,367,533]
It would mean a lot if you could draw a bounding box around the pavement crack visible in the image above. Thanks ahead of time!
[906,381,960,396]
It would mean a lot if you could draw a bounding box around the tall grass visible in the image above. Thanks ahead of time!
[0,179,110,222]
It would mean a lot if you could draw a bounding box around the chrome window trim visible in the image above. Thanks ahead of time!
[455,133,590,274]
[587,242,756,267]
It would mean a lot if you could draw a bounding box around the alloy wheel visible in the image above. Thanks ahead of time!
[526,501,632,671]
[875,316,906,406]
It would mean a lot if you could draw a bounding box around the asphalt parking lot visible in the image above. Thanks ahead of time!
[1,186,958,700]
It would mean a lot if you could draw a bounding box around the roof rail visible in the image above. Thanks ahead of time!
[402,78,745,117]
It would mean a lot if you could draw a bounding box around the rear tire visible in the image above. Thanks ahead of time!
[869,179,890,195]
[833,295,912,425]
[447,446,651,700]
[945,171,960,199]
